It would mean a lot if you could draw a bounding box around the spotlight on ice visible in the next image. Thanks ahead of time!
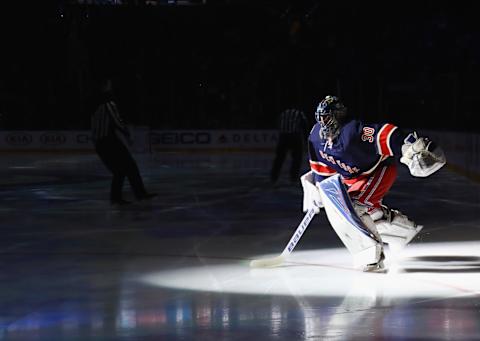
[142,241,480,299]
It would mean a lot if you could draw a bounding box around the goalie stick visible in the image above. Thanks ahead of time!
[249,207,316,268]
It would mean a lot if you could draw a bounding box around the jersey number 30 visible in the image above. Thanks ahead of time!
[361,127,375,143]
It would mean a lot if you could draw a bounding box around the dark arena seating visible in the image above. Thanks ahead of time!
[1,1,478,131]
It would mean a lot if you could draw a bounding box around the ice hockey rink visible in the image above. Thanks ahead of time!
[1,150,480,340]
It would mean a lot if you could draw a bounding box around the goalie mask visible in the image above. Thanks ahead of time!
[315,95,347,140]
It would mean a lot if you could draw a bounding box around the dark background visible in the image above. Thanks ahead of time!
[1,0,479,131]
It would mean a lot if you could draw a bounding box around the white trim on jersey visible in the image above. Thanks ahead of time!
[309,160,337,177]
[376,124,397,156]
[359,155,389,176]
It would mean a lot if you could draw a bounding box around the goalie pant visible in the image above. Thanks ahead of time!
[345,161,398,218]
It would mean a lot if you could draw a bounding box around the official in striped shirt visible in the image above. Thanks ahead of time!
[91,79,157,205]
[270,107,309,184]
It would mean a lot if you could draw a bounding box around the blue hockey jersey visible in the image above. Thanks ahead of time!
[308,119,407,183]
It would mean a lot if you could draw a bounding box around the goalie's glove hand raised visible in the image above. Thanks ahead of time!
[400,132,446,177]
[300,171,323,214]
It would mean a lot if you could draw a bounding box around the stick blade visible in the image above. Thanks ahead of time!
[249,255,285,268]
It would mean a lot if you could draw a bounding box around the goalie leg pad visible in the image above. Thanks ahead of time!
[318,175,384,268]
[373,207,423,251]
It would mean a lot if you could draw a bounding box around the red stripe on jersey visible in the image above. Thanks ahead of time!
[377,124,397,156]
[342,172,370,186]
[310,161,336,176]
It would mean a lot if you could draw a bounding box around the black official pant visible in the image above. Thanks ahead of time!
[270,133,303,183]
[95,137,148,202]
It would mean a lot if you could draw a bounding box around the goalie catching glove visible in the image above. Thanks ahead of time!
[301,171,323,214]
[400,132,446,177]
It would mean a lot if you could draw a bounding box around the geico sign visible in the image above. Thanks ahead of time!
[151,132,211,145]
[5,133,33,146]
[40,133,66,145]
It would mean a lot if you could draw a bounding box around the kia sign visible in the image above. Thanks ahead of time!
[5,133,33,146]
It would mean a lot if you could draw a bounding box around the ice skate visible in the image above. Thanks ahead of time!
[362,251,387,273]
